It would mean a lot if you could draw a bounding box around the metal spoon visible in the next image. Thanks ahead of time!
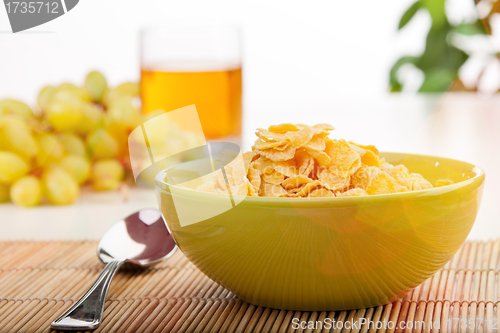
[51,208,177,330]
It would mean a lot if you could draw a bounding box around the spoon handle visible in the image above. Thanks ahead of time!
[51,259,125,330]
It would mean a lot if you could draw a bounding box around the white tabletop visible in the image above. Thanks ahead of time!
[1,94,498,240]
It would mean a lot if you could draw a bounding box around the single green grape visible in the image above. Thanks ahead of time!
[86,129,118,160]
[46,91,84,132]
[74,103,103,136]
[91,159,124,191]
[59,133,86,156]
[139,111,194,159]
[37,86,57,111]
[104,125,129,159]
[0,99,34,118]
[10,175,42,207]
[114,82,139,97]
[57,83,92,102]
[36,133,65,166]
[105,96,140,128]
[85,71,107,102]
[46,91,83,132]
[60,155,90,184]
[42,166,79,205]
[0,151,30,184]
[46,91,85,132]
[0,115,39,159]
[102,89,120,107]
[0,183,10,203]
[103,82,139,106]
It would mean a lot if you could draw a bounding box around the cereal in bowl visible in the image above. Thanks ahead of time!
[196,123,451,197]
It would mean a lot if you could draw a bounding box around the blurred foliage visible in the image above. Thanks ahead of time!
[390,0,498,92]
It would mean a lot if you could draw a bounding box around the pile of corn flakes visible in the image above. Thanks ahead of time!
[196,123,454,197]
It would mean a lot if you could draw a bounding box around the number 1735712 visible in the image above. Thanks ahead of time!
[5,1,59,14]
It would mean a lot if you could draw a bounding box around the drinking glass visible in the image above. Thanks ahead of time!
[140,23,242,144]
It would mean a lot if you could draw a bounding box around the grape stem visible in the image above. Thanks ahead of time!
[119,182,129,202]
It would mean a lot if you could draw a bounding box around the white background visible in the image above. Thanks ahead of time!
[0,0,430,105]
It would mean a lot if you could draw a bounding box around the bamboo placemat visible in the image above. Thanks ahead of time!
[0,240,499,333]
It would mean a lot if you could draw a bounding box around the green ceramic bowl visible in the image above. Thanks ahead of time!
[155,153,485,311]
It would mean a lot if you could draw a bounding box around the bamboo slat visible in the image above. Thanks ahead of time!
[0,240,499,333]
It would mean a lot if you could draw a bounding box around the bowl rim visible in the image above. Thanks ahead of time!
[155,152,485,204]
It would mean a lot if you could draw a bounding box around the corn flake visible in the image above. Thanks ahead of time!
[231,181,249,196]
[306,149,331,167]
[304,135,326,152]
[385,165,411,188]
[215,168,229,191]
[262,169,285,185]
[349,144,380,167]
[379,159,395,172]
[336,188,367,197]
[216,149,239,166]
[256,128,288,142]
[435,179,455,187]
[325,139,361,174]
[409,173,433,191]
[257,145,296,162]
[253,138,289,150]
[309,124,334,138]
[269,123,300,133]
[294,149,314,176]
[243,151,257,173]
[352,165,380,190]
[313,123,335,131]
[247,179,259,196]
[308,188,335,197]
[349,142,379,155]
[273,143,292,151]
[282,175,313,190]
[395,184,409,192]
[251,156,275,174]
[366,171,397,195]
[247,167,261,193]
[285,126,314,148]
[260,182,288,197]
[273,159,298,177]
[288,181,323,197]
[228,156,246,185]
[318,168,351,191]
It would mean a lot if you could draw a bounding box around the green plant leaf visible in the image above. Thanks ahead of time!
[389,56,419,91]
[454,22,486,36]
[418,69,456,92]
[398,1,422,30]
[417,24,468,73]
[390,83,403,92]
[390,0,475,92]
[422,0,446,30]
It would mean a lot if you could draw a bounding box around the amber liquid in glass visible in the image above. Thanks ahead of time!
[141,62,242,141]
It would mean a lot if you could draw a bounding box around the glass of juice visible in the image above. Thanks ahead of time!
[140,23,242,144]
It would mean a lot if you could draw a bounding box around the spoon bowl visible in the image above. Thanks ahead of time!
[97,208,176,265]
[51,208,176,330]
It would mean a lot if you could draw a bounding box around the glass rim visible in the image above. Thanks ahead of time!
[139,19,242,68]
[140,20,240,37]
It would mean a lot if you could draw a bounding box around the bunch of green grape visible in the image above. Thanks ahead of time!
[0,71,139,207]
